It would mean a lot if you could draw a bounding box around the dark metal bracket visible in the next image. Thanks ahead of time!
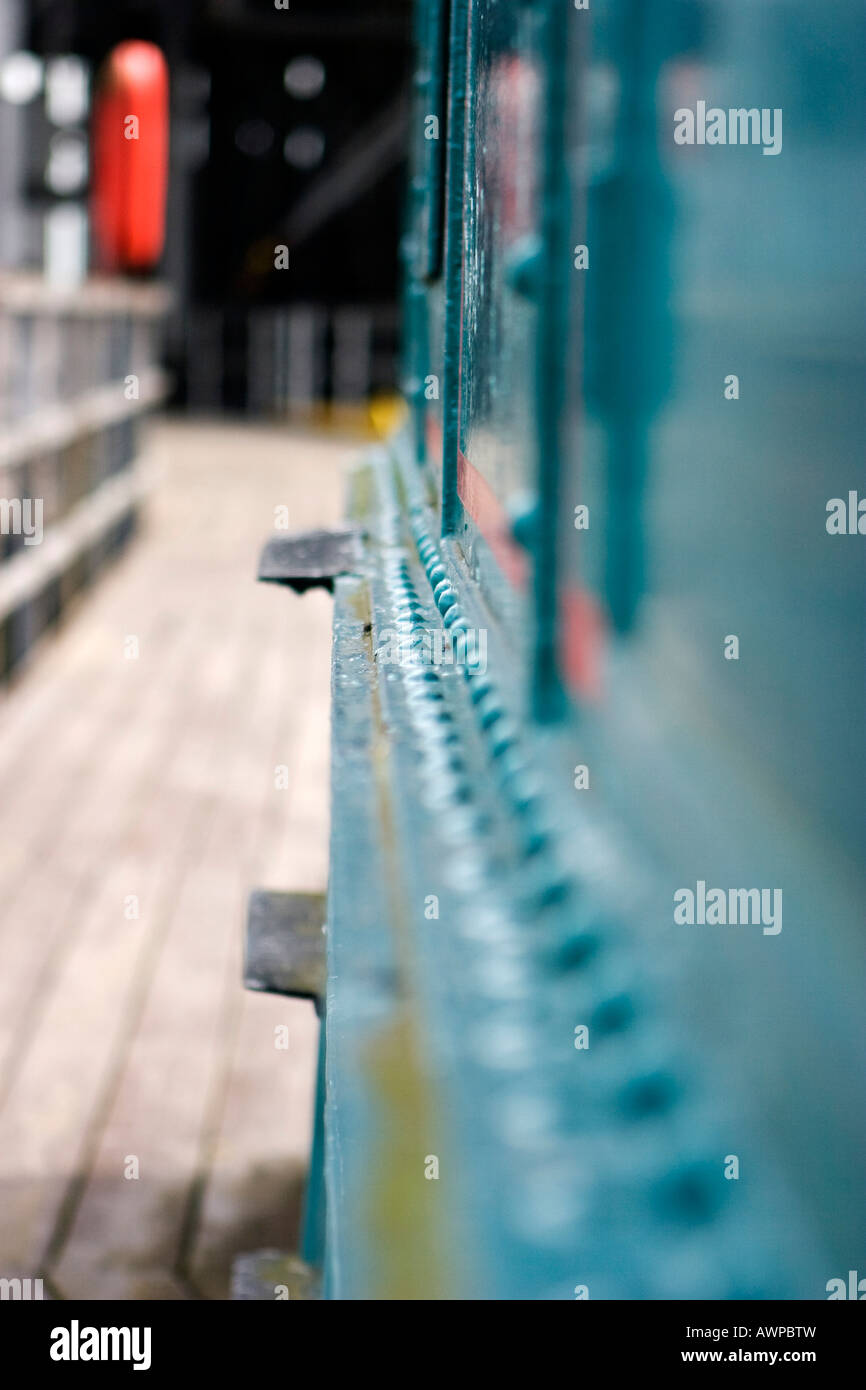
[231,1250,321,1301]
[244,890,327,1001]
[257,526,363,593]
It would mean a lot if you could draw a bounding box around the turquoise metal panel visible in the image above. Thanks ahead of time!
[318,0,866,1298]
[440,0,470,535]
[566,0,866,1268]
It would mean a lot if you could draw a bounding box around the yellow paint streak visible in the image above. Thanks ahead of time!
[361,1014,456,1300]
[353,599,459,1299]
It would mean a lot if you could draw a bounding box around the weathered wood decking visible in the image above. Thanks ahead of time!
[0,419,352,1299]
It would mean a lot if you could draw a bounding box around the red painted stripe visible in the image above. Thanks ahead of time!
[428,416,604,700]
[427,30,603,702]
[456,448,528,589]
[560,584,604,702]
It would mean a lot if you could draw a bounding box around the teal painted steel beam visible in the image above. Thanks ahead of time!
[531,0,572,722]
[297,0,866,1299]
[440,0,470,536]
[300,1019,328,1270]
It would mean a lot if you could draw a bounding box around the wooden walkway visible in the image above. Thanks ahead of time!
[0,418,353,1299]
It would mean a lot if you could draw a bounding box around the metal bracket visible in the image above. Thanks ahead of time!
[257,526,363,593]
[231,1250,321,1301]
[244,890,327,1000]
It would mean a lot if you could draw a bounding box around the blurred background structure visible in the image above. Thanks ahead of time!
[2,0,410,413]
[0,0,411,676]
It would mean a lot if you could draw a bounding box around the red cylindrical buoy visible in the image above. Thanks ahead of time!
[90,40,169,273]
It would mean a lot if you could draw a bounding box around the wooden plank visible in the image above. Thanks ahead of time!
[0,590,254,1278]
[49,611,314,1297]
[0,598,217,1086]
[0,419,351,1296]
